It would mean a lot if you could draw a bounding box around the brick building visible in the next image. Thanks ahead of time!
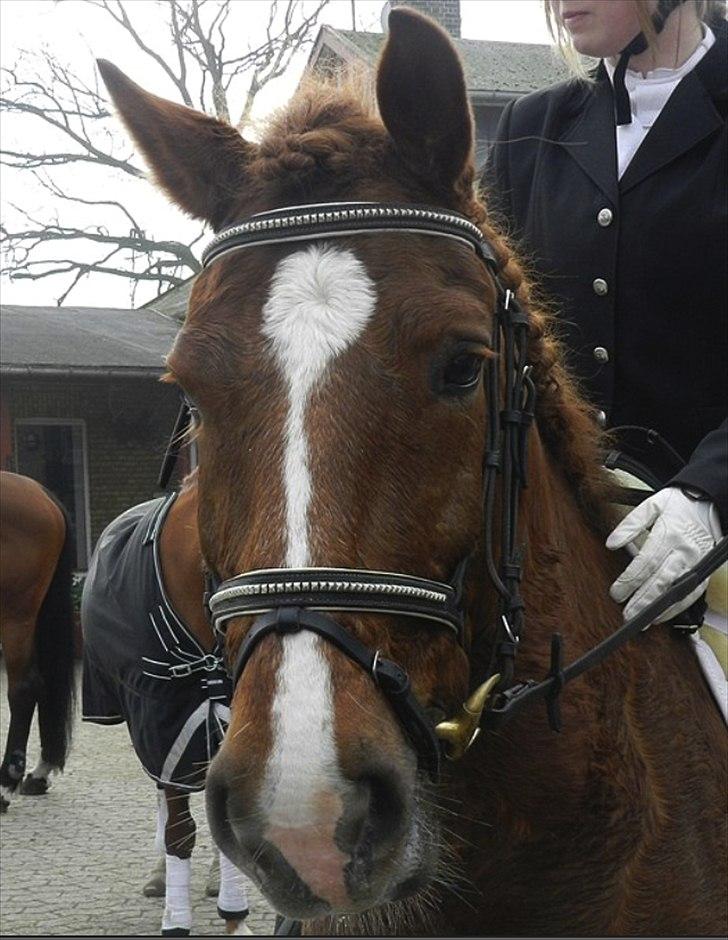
[0,303,185,569]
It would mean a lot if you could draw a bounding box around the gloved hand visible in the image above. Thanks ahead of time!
[606,487,722,624]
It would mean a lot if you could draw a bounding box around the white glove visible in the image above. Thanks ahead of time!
[605,487,722,624]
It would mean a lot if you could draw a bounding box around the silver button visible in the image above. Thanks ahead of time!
[593,346,609,363]
[596,409,607,428]
[597,208,613,227]
[592,278,608,296]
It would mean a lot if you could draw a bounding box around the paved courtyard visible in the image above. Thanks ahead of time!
[0,663,278,937]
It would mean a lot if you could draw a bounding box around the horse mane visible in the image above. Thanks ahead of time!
[477,218,615,530]
[245,76,614,530]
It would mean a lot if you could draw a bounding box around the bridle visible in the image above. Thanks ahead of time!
[200,201,529,778]
[199,201,728,779]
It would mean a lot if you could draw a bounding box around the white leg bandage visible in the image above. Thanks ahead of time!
[162,854,192,933]
[155,789,169,855]
[217,851,249,919]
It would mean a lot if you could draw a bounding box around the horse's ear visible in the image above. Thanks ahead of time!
[97,60,254,230]
[376,8,473,193]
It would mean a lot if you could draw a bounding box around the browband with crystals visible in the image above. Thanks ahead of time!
[209,566,464,640]
[202,201,498,270]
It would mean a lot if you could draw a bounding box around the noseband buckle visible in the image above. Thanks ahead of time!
[372,651,410,697]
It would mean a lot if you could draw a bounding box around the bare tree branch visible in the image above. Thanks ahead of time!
[1,58,143,177]
[2,218,202,272]
[33,172,144,233]
[236,0,329,127]
[82,0,196,105]
[1,149,140,172]
[1,0,330,304]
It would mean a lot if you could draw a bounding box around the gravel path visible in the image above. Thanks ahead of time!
[0,663,278,937]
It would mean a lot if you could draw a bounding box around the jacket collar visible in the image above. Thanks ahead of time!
[619,22,726,193]
[556,22,726,199]
[557,74,619,205]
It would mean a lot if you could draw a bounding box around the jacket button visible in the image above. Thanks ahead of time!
[597,208,613,227]
[592,278,608,295]
[593,346,609,363]
[596,409,607,427]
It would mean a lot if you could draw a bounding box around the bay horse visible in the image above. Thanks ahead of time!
[97,7,727,936]
[81,475,253,936]
[0,470,76,812]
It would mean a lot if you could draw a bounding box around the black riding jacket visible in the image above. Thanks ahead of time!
[482,19,727,525]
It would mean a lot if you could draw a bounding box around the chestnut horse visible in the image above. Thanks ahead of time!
[97,8,727,936]
[0,471,76,812]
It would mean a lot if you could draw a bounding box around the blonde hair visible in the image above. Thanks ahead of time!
[544,0,726,78]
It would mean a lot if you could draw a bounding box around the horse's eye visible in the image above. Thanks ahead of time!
[441,353,483,393]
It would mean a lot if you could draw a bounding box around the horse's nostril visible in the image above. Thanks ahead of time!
[339,768,407,860]
[366,771,405,839]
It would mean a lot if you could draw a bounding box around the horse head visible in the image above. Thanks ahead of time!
[98,7,612,928]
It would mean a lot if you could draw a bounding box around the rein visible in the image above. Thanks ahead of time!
[197,200,728,776]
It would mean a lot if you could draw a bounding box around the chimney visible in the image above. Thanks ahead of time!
[386,1,461,38]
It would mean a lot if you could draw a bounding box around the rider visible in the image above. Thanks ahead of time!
[483,0,727,625]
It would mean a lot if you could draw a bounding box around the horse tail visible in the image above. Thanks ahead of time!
[35,499,77,770]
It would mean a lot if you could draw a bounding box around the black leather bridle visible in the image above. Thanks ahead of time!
[199,201,531,778]
[197,201,728,780]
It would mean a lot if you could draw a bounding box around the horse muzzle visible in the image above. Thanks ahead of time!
[205,740,428,918]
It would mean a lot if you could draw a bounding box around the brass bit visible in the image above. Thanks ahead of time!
[435,673,501,761]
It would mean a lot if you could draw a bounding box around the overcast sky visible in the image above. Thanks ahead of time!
[0,1,552,307]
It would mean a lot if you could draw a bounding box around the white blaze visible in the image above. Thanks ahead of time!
[260,243,376,843]
[262,241,376,569]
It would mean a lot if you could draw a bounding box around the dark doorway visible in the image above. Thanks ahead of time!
[15,421,89,568]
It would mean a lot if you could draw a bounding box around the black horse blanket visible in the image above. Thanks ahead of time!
[82,494,231,790]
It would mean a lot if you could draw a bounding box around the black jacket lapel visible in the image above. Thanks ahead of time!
[620,25,727,194]
[619,71,722,193]
[557,76,619,205]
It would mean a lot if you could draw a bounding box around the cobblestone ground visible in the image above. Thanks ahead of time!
[0,663,278,937]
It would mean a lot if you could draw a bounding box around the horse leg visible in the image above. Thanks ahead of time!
[24,521,76,794]
[0,622,39,812]
[218,851,251,935]
[161,787,195,937]
[143,786,168,897]
[20,758,54,795]
[205,850,220,897]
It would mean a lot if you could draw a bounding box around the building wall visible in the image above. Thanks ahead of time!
[1,374,183,561]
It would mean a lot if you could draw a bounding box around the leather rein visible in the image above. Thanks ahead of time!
[189,201,728,779]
